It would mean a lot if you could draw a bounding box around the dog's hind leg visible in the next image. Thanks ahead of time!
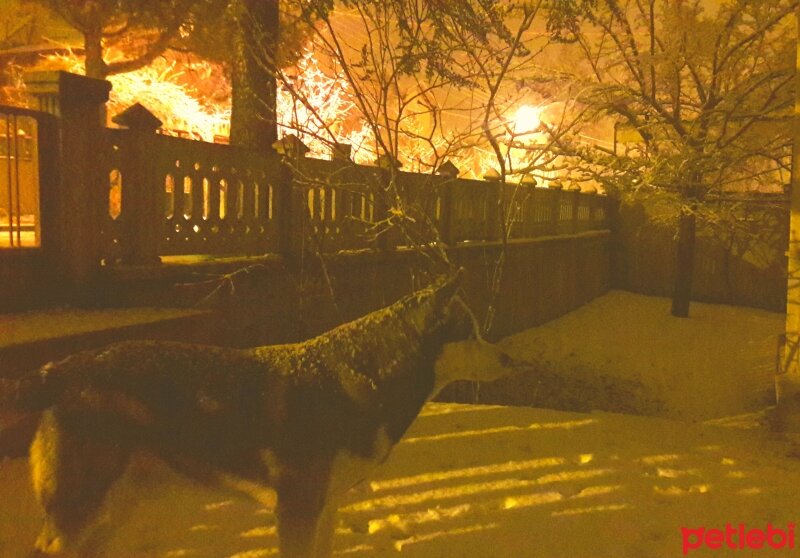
[311,503,337,558]
[275,470,335,558]
[29,409,131,556]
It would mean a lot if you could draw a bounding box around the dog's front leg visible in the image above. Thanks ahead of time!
[275,471,332,558]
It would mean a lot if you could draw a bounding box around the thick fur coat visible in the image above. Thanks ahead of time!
[0,272,520,557]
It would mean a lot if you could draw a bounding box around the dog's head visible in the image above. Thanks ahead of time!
[433,268,486,340]
[404,268,469,342]
[433,338,529,392]
[418,269,531,393]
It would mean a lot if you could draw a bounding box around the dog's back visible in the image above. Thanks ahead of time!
[1,272,472,557]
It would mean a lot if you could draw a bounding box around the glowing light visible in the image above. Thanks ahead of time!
[504,492,563,509]
[512,104,542,135]
[577,453,594,464]
[653,483,711,496]
[239,526,277,538]
[655,467,701,479]
[637,454,680,465]
[575,485,623,498]
[393,523,500,551]
[403,418,598,443]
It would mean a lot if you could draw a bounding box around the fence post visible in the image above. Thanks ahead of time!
[482,173,502,242]
[599,192,610,228]
[586,188,597,227]
[549,181,562,234]
[112,103,162,264]
[492,181,504,241]
[277,160,300,263]
[439,179,454,246]
[375,168,391,251]
[25,71,111,297]
[571,187,581,233]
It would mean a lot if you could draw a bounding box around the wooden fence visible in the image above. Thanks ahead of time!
[613,199,788,311]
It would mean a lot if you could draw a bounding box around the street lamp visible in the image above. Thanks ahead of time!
[512,104,543,136]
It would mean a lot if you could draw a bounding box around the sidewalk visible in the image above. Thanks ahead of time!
[0,306,217,377]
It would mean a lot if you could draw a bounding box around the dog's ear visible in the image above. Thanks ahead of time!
[433,267,464,304]
[447,295,480,341]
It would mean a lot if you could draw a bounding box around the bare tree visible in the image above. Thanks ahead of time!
[28,0,226,78]
[548,0,796,316]
[266,0,571,334]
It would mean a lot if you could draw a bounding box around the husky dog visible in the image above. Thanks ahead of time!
[0,272,523,557]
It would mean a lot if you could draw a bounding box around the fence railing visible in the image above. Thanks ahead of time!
[291,157,384,253]
[0,72,605,313]
[0,72,609,267]
[103,130,284,262]
[0,106,55,249]
[98,123,609,263]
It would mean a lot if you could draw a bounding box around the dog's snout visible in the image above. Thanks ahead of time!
[497,351,513,367]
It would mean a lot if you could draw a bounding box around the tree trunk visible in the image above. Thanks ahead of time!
[671,204,696,318]
[82,22,108,126]
[84,24,105,79]
[229,0,279,152]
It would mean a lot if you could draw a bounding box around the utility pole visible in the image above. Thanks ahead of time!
[775,5,800,431]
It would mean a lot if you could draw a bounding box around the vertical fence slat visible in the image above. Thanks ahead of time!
[13,114,21,246]
[5,114,12,247]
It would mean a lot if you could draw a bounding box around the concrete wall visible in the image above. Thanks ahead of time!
[101,230,612,347]
[0,251,56,311]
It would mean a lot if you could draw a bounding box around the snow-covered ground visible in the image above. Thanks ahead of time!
[0,291,796,557]
[499,291,784,420]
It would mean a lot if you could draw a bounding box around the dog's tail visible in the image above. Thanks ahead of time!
[0,369,56,459]
[0,351,91,458]
[0,362,74,413]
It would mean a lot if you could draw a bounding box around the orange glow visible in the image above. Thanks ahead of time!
[276,50,373,162]
[46,48,230,142]
[41,48,559,181]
